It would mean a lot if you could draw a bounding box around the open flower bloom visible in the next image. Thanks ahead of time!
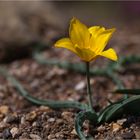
[54,17,118,62]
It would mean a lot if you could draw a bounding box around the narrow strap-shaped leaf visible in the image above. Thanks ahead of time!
[33,52,124,88]
[121,55,140,65]
[33,52,107,75]
[104,96,140,121]
[34,52,140,73]
[114,89,140,95]
[98,95,140,122]
[75,111,97,140]
[98,99,125,123]
[0,67,89,110]
[107,55,140,71]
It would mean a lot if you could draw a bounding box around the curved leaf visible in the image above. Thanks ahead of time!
[75,111,98,140]
[114,89,140,95]
[0,67,89,110]
[98,96,140,122]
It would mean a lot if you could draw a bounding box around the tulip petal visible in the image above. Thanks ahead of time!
[96,28,116,53]
[69,17,90,48]
[100,48,118,61]
[89,27,115,53]
[88,26,106,52]
[75,47,96,62]
[54,38,76,53]
[88,26,105,38]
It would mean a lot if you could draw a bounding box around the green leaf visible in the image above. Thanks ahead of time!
[75,111,98,140]
[98,99,124,123]
[0,67,89,110]
[114,89,140,95]
[98,95,140,123]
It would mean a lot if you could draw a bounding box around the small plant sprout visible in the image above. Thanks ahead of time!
[55,17,118,111]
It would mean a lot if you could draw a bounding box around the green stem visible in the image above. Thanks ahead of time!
[86,62,94,111]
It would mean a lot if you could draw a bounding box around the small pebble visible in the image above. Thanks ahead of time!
[39,106,50,111]
[117,118,127,125]
[61,112,73,119]
[2,128,12,139]
[19,132,30,139]
[0,122,8,129]
[30,80,39,88]
[97,125,106,132]
[71,129,77,135]
[10,127,19,138]
[55,132,61,138]
[114,136,123,140]
[47,118,55,122]
[121,132,135,139]
[32,121,41,127]
[111,123,122,132]
[0,106,9,115]
[29,134,41,140]
[62,111,74,122]
[134,129,140,139]
[3,114,18,123]
[48,134,55,139]
[56,119,63,125]
[75,81,85,91]
[25,111,37,121]
[48,67,66,78]
[20,116,26,124]
[55,132,64,138]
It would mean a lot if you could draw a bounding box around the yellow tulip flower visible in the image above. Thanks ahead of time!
[55,17,118,62]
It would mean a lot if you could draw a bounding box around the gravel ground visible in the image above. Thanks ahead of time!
[0,7,139,138]
[0,41,139,139]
